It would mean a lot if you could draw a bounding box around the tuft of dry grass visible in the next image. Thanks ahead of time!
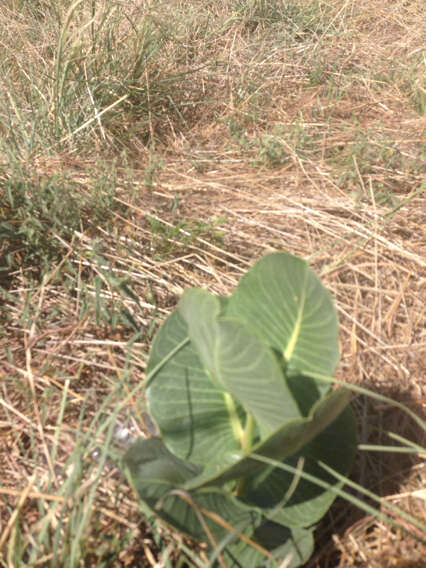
[1,0,425,566]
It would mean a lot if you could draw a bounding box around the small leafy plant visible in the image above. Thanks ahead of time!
[122,252,357,567]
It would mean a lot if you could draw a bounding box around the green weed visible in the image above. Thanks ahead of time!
[146,215,227,260]
[1,164,117,273]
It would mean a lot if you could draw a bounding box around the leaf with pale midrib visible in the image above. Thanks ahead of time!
[226,252,339,383]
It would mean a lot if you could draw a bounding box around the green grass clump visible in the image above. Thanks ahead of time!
[0,0,216,158]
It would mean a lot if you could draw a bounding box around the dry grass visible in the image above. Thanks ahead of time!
[1,0,425,566]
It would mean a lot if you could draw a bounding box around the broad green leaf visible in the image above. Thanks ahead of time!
[223,523,314,568]
[146,309,244,466]
[123,437,313,568]
[226,252,339,381]
[123,437,256,541]
[248,405,358,527]
[124,437,202,489]
[184,388,351,491]
[178,288,221,377]
[179,288,302,435]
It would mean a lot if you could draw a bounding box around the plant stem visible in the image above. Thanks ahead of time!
[241,413,255,454]
[236,413,255,498]
[224,392,244,441]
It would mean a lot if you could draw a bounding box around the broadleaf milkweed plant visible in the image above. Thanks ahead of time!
[122,252,357,567]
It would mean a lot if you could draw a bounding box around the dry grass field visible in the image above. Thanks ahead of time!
[0,0,425,566]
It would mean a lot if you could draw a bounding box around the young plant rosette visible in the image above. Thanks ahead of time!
[122,252,357,567]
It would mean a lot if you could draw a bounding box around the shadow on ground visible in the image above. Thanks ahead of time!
[308,380,425,568]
